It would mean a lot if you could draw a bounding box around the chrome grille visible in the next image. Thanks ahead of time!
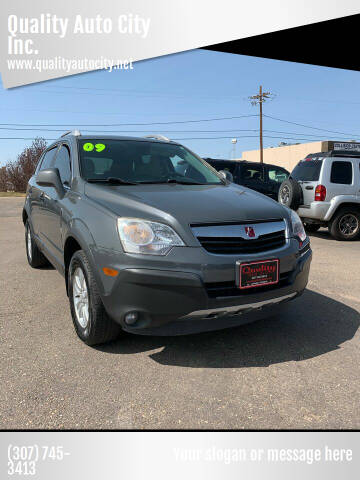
[192,220,287,255]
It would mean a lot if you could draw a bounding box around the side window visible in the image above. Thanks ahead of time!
[53,145,71,185]
[208,161,237,175]
[169,154,188,175]
[219,162,237,175]
[204,161,224,173]
[330,161,352,185]
[267,167,289,183]
[239,164,264,182]
[39,147,57,171]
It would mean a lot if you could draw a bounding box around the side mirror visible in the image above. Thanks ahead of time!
[218,170,234,183]
[36,168,65,198]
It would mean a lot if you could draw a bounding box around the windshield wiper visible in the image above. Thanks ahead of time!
[138,178,206,185]
[87,177,137,185]
[166,178,206,185]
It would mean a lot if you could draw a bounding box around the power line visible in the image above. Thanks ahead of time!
[264,114,360,137]
[0,134,344,142]
[35,89,190,100]
[41,86,360,105]
[35,85,260,101]
[0,126,261,133]
[263,129,354,138]
[0,125,359,141]
[0,137,58,140]
[172,135,343,141]
[30,85,360,105]
[0,114,258,128]
[1,113,358,138]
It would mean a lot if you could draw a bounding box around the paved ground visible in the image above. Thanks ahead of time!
[0,197,359,429]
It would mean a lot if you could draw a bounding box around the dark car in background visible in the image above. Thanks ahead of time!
[204,158,289,200]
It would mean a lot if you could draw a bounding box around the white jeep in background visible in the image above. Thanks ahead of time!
[278,142,360,241]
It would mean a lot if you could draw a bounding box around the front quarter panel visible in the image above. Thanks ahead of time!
[63,192,122,295]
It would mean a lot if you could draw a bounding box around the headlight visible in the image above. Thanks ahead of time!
[288,209,307,243]
[117,218,185,255]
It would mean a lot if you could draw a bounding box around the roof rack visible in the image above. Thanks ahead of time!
[306,150,360,159]
[143,134,170,142]
[61,129,81,138]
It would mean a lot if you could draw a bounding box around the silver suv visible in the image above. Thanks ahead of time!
[278,142,360,241]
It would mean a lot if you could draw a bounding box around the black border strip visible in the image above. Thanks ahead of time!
[203,14,360,71]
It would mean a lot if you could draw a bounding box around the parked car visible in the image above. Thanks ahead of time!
[278,142,360,240]
[23,132,311,345]
[204,158,289,200]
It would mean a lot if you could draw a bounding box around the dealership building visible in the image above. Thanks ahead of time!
[238,140,341,172]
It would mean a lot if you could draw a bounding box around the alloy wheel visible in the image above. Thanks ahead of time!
[339,214,359,237]
[280,185,290,204]
[72,267,90,329]
[27,227,32,261]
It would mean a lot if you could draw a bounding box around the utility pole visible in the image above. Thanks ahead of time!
[249,85,272,163]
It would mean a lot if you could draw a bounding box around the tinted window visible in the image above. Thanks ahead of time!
[330,161,352,184]
[53,145,71,185]
[39,147,57,171]
[239,163,264,182]
[267,167,289,183]
[291,160,322,181]
[169,154,188,175]
[78,139,222,185]
[206,160,238,174]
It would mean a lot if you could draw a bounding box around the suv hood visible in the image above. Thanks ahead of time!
[85,182,287,224]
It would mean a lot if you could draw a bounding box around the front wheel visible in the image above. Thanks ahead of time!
[25,220,49,268]
[329,210,360,241]
[68,250,123,345]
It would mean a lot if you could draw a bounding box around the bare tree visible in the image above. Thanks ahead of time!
[1,138,47,192]
[0,166,9,191]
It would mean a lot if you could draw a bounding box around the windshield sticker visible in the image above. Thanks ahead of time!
[83,142,106,152]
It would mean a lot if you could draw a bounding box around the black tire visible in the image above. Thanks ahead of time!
[278,178,303,210]
[68,250,122,345]
[304,223,321,233]
[25,220,49,268]
[329,209,360,241]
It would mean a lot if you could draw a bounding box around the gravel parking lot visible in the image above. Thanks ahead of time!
[0,197,359,429]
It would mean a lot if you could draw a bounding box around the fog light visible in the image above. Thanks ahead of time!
[124,312,138,325]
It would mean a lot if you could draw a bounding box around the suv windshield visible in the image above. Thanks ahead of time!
[78,139,223,185]
[291,159,323,181]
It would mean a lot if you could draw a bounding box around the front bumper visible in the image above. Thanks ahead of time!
[99,240,312,335]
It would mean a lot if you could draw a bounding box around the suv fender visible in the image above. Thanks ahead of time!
[324,196,360,221]
[64,219,102,296]
[22,207,29,225]
[22,194,31,225]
